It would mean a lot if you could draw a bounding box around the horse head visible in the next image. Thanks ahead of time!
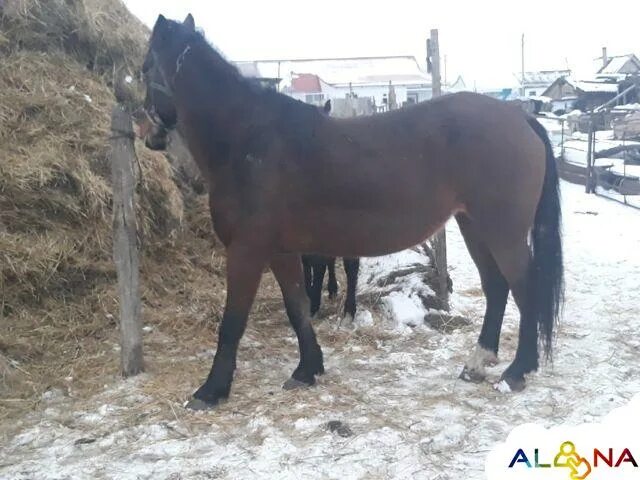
[141,13,196,150]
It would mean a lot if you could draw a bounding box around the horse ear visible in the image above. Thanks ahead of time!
[183,13,195,31]
[154,14,168,31]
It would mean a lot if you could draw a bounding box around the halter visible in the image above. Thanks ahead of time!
[145,45,192,131]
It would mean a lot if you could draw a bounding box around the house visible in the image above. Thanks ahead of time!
[516,70,571,97]
[234,61,280,90]
[597,54,640,80]
[234,56,432,108]
[285,73,328,105]
[479,88,514,101]
[444,75,467,94]
[542,77,619,113]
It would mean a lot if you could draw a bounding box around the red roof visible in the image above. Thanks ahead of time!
[290,73,322,93]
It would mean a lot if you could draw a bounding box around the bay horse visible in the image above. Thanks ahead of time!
[141,14,563,410]
[301,100,361,321]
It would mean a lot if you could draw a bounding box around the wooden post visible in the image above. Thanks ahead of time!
[428,29,449,309]
[110,104,144,377]
[586,118,594,194]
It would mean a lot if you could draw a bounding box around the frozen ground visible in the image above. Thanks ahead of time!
[1,181,639,480]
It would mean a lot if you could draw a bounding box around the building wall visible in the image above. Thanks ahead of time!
[618,60,640,75]
[286,84,432,108]
[544,81,577,101]
[523,85,548,97]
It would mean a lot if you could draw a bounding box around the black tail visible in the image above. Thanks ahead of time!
[526,117,564,359]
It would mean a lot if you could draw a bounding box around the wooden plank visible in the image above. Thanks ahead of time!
[110,104,144,377]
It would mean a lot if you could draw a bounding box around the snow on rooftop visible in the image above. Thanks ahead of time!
[235,61,261,78]
[237,56,431,88]
[565,77,619,94]
[599,54,640,75]
[574,81,618,93]
[520,70,570,86]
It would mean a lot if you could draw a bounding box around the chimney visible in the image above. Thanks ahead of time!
[602,47,608,68]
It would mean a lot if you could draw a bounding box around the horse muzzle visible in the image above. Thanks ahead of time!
[141,121,169,151]
[145,129,169,151]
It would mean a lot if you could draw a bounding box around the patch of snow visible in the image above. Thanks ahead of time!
[494,380,512,394]
[358,247,436,331]
[353,309,373,327]
[380,291,426,329]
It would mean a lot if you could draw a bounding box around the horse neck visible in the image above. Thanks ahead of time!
[172,48,261,175]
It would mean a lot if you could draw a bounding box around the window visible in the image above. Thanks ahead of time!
[305,93,324,104]
[529,90,537,96]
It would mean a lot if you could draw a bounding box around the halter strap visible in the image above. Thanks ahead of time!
[145,45,192,131]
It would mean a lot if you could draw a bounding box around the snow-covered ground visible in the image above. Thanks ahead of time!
[2,181,639,480]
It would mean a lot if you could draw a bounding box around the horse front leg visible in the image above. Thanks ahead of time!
[327,257,338,299]
[187,243,267,410]
[271,254,324,389]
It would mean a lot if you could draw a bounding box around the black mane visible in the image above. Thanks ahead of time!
[177,23,318,117]
[170,23,326,158]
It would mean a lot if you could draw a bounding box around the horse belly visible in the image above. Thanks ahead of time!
[295,200,456,258]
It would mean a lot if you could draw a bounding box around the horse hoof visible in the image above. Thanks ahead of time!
[486,357,499,367]
[185,397,217,411]
[283,377,314,390]
[459,366,485,383]
[495,375,526,393]
[341,313,354,326]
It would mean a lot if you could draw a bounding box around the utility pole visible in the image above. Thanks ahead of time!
[444,54,448,87]
[427,28,449,308]
[521,33,525,97]
[428,29,442,97]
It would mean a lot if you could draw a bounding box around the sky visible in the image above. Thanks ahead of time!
[124,0,640,91]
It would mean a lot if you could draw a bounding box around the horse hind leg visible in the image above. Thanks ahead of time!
[342,257,360,323]
[488,239,538,392]
[327,257,338,299]
[309,257,327,317]
[456,214,509,383]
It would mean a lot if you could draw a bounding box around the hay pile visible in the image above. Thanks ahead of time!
[0,0,225,418]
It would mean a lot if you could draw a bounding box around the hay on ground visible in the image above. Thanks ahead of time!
[0,0,227,422]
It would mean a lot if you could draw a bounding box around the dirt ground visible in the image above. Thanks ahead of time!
[1,181,639,480]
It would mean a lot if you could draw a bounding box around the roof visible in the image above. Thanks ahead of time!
[542,76,619,99]
[290,73,322,93]
[519,70,571,86]
[598,54,640,75]
[445,75,467,93]
[235,61,261,78]
[235,56,431,88]
[569,79,619,94]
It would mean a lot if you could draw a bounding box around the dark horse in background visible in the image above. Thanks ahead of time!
[142,14,563,410]
[302,100,361,320]
[302,254,360,320]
